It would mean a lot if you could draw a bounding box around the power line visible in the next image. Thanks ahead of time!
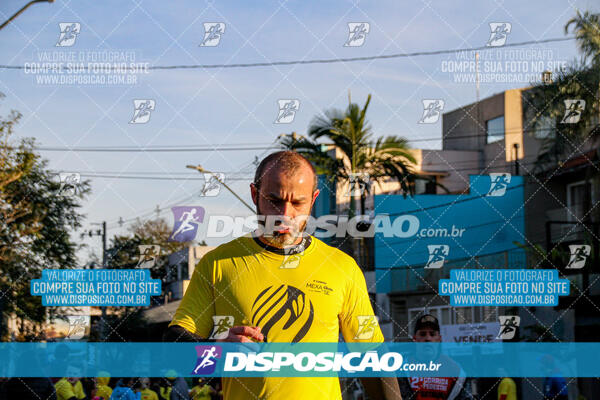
[30,127,559,153]
[100,136,280,229]
[104,191,198,229]
[68,170,254,175]
[67,158,542,182]
[0,37,575,71]
[79,173,253,181]
[35,145,279,152]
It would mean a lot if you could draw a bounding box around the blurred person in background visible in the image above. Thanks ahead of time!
[110,378,137,400]
[138,378,159,400]
[156,378,172,400]
[55,377,86,400]
[189,378,215,400]
[496,369,517,400]
[398,314,473,400]
[95,372,113,400]
[167,375,189,400]
[541,355,568,400]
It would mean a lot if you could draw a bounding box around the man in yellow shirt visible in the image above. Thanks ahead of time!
[137,378,159,400]
[95,373,112,400]
[54,377,85,400]
[166,151,401,399]
[498,376,517,400]
[158,383,171,400]
[189,378,216,400]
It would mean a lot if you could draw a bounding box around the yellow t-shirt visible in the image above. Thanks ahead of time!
[140,387,159,400]
[55,378,76,400]
[159,386,171,400]
[170,235,383,400]
[96,385,112,400]
[96,375,112,400]
[498,377,517,400]
[191,384,213,400]
[73,380,86,400]
[96,384,112,400]
[55,378,86,400]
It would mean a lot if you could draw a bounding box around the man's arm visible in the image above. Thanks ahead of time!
[164,324,264,342]
[360,377,402,400]
[338,263,401,399]
[163,325,205,342]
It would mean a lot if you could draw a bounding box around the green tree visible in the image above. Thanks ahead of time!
[98,218,196,341]
[280,93,428,266]
[0,95,90,340]
[105,218,189,276]
[566,10,600,66]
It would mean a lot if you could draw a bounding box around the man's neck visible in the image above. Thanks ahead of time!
[255,234,303,249]
[252,231,311,255]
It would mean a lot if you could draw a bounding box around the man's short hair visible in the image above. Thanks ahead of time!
[253,151,318,193]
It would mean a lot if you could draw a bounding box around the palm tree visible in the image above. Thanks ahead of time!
[566,10,600,67]
[279,93,427,266]
[280,93,419,217]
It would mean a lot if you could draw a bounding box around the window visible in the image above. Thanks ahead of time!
[414,177,437,195]
[567,180,592,222]
[486,116,505,144]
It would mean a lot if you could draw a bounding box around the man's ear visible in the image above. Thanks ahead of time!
[311,189,320,206]
[250,183,259,206]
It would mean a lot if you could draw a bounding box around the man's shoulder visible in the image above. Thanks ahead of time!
[312,237,363,282]
[311,237,362,274]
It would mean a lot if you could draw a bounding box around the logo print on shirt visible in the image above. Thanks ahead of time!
[251,285,314,343]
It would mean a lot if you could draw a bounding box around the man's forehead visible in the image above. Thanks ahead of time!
[265,190,309,200]
[260,169,314,191]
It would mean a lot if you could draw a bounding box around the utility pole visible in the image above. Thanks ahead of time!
[85,222,108,340]
[87,222,107,266]
[475,52,485,173]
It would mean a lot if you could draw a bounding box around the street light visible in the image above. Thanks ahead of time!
[186,164,255,212]
[0,0,54,31]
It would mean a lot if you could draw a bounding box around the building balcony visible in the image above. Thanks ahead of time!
[546,205,590,244]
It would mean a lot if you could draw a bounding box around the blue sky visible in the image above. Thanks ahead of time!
[1,0,598,262]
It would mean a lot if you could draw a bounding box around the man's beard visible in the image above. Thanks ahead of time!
[256,202,310,248]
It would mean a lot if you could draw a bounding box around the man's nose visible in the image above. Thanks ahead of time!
[281,202,295,218]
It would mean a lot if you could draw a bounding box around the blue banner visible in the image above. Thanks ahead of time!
[439,269,570,306]
[30,269,162,306]
[0,342,597,378]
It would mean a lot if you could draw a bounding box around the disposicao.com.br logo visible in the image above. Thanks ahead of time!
[222,351,441,374]
[176,209,466,240]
